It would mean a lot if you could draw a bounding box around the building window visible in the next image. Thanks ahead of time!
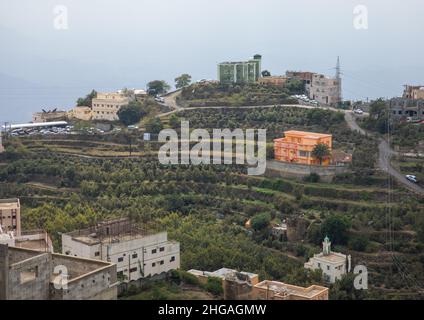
[132,253,138,259]
[152,262,156,267]
[118,257,124,262]
[170,256,175,262]
[130,267,137,273]
[94,251,100,257]
[20,267,38,284]
[159,247,165,252]
[152,249,157,254]
[160,260,164,265]
[327,266,330,271]
[299,150,309,157]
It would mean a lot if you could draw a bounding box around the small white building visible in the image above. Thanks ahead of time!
[62,218,180,282]
[304,236,350,283]
[271,223,287,240]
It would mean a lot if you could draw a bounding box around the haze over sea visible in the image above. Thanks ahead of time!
[1,0,423,123]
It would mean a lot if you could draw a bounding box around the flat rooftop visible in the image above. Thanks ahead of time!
[284,130,332,139]
[255,280,328,299]
[313,252,346,264]
[0,198,20,208]
[6,246,112,281]
[65,218,160,245]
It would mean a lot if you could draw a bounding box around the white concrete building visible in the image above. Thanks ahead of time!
[307,73,341,106]
[304,236,350,283]
[62,219,180,282]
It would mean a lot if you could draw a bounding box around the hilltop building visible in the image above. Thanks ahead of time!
[68,106,93,121]
[0,245,117,300]
[218,54,262,85]
[62,218,180,282]
[286,71,314,86]
[0,199,21,237]
[32,110,67,123]
[302,57,342,106]
[92,92,133,121]
[258,75,288,87]
[389,97,424,121]
[403,85,424,100]
[307,73,342,106]
[274,130,332,166]
[304,236,350,283]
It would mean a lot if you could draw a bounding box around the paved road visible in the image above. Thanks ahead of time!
[161,93,423,195]
[345,112,423,195]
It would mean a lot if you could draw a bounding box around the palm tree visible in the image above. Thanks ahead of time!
[312,143,331,165]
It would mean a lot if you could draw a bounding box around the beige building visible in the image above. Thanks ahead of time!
[32,110,67,123]
[0,245,117,300]
[68,106,93,121]
[258,76,288,87]
[307,73,341,106]
[304,236,350,283]
[0,199,21,237]
[92,92,132,121]
[62,218,180,282]
[252,280,328,300]
[0,228,54,252]
[403,85,424,100]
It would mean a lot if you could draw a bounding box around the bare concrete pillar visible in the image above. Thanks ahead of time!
[0,244,9,300]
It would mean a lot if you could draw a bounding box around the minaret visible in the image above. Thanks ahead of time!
[323,236,331,256]
[335,56,343,104]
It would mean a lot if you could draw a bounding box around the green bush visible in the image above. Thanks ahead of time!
[205,277,223,296]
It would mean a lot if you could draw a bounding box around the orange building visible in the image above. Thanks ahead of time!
[274,130,332,166]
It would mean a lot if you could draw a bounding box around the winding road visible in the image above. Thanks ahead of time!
[345,112,423,195]
[161,91,423,196]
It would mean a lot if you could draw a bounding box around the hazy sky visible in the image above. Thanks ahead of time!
[1,0,423,122]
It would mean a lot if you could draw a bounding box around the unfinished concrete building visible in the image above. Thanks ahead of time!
[0,199,21,236]
[0,244,118,300]
[62,218,180,282]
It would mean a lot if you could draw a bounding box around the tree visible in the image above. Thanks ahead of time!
[205,277,223,296]
[145,117,163,134]
[147,80,171,95]
[175,74,192,89]
[321,214,351,245]
[284,79,304,94]
[261,70,271,77]
[118,101,146,126]
[251,213,271,231]
[312,143,331,165]
[169,114,180,129]
[76,90,97,107]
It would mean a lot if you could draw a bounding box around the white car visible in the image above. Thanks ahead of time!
[354,109,364,115]
[406,175,418,183]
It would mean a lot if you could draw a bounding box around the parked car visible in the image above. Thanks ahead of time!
[354,109,364,115]
[406,175,418,183]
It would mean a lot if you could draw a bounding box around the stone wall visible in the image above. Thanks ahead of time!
[265,160,350,182]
